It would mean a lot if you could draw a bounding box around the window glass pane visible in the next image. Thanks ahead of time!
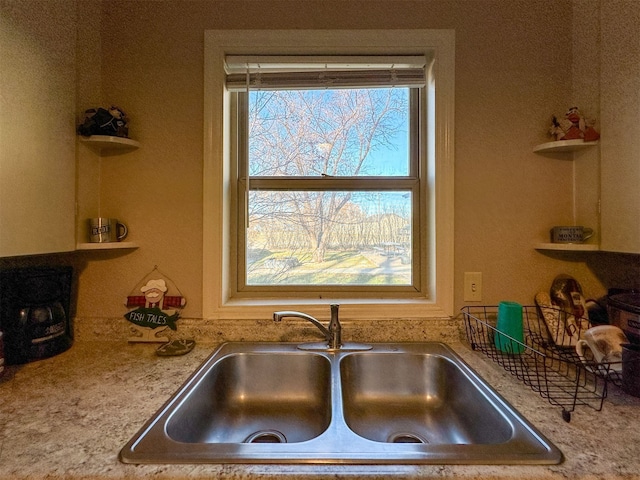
[246,190,412,286]
[248,88,410,177]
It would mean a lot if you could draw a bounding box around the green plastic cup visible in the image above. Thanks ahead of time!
[494,301,525,354]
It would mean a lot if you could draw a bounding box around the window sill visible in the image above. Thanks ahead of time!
[207,297,449,321]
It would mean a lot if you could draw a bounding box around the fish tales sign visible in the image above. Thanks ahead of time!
[124,273,186,343]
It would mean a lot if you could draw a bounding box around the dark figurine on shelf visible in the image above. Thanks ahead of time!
[549,106,600,142]
[78,106,129,138]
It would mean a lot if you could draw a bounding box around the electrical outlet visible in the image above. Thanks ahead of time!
[464,272,482,302]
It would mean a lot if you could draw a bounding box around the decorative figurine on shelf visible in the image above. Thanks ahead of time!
[78,105,129,138]
[124,267,186,343]
[549,106,600,142]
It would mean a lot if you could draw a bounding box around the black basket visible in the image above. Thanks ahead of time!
[461,305,623,422]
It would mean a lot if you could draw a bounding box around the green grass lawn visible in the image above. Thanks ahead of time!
[248,249,410,285]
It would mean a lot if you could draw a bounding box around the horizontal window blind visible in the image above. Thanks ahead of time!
[225,55,426,91]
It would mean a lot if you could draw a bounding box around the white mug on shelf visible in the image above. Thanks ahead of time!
[550,226,594,244]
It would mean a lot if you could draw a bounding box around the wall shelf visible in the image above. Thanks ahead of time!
[533,138,600,253]
[533,139,598,154]
[79,135,140,153]
[76,242,138,251]
[535,242,599,252]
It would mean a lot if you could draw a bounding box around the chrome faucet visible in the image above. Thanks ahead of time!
[273,304,342,349]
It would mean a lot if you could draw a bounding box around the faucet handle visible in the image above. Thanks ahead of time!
[328,304,341,348]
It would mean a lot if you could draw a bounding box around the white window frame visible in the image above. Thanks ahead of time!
[203,29,455,320]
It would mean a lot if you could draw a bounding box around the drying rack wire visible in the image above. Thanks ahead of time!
[461,305,623,422]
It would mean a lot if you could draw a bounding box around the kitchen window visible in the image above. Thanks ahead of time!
[203,30,455,319]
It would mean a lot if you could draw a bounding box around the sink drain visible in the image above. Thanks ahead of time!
[244,430,287,444]
[388,432,428,444]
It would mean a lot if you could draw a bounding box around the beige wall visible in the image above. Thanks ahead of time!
[70,0,639,320]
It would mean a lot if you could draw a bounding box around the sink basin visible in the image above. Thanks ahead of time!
[341,353,513,445]
[120,342,562,465]
[167,352,332,444]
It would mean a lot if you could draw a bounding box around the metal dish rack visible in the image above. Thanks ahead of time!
[462,305,623,422]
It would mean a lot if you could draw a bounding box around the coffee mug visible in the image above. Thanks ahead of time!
[575,325,627,373]
[550,226,594,244]
[88,218,128,243]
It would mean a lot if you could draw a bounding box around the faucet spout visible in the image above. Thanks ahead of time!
[273,304,342,349]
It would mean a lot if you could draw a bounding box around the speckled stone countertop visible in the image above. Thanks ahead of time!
[1,317,639,479]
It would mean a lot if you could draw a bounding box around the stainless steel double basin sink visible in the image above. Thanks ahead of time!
[119,342,562,465]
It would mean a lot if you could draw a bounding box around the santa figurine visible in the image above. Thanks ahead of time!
[550,106,600,142]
